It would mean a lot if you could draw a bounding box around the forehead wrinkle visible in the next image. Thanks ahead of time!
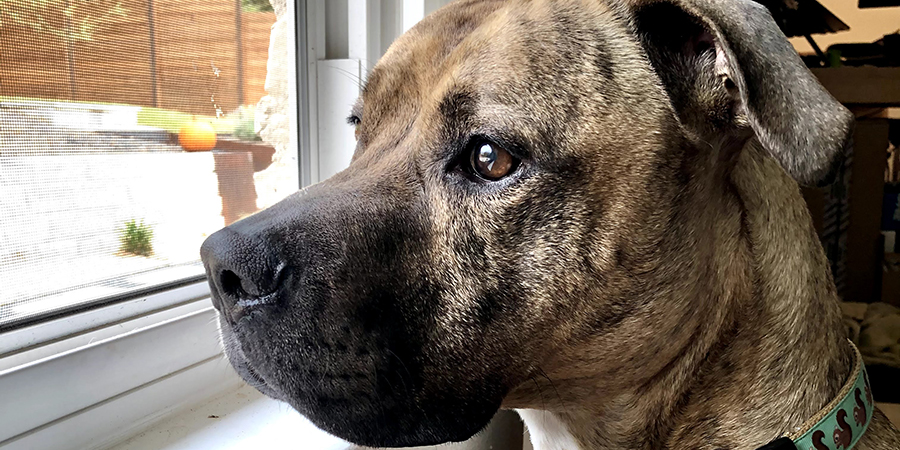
[419,5,521,139]
[359,1,516,163]
[420,13,559,157]
[359,0,625,164]
[360,26,466,153]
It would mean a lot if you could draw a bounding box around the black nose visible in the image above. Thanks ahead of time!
[200,227,284,323]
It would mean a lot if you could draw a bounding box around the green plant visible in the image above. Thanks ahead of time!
[0,96,235,134]
[231,105,261,141]
[137,106,233,134]
[242,0,273,13]
[119,219,153,256]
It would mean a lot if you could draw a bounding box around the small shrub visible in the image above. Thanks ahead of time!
[119,219,154,256]
[242,0,274,12]
[231,106,261,142]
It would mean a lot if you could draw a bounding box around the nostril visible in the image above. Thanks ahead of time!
[201,227,286,321]
[220,269,248,299]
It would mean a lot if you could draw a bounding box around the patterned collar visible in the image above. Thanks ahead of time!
[756,340,874,450]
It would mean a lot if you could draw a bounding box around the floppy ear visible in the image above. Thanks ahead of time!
[629,0,853,186]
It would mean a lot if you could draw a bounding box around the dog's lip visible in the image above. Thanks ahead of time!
[244,363,266,385]
[241,360,285,400]
[220,324,284,400]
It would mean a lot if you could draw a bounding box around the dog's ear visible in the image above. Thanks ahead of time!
[629,0,853,186]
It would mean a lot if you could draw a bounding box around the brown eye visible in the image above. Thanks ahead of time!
[470,142,515,180]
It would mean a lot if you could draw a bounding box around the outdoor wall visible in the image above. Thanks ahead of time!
[253,0,298,210]
[0,0,276,115]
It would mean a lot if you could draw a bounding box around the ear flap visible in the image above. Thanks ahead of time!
[630,0,853,186]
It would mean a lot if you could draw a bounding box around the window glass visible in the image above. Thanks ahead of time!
[0,0,296,328]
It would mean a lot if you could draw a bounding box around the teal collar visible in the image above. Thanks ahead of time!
[788,340,874,450]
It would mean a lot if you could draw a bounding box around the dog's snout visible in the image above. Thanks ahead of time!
[200,227,284,322]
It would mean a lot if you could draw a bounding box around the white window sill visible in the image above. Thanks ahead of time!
[112,384,353,450]
[113,384,511,450]
[0,280,525,450]
[116,397,900,450]
[0,286,239,450]
[110,382,528,450]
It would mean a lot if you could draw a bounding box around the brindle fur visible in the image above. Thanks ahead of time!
[201,0,900,449]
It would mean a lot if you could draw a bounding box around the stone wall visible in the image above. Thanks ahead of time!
[253,0,300,210]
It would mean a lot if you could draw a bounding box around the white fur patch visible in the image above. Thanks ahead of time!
[517,409,582,450]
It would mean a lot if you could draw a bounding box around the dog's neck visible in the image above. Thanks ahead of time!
[512,144,854,450]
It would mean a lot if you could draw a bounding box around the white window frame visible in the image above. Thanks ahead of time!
[0,0,305,445]
[0,292,239,450]
[0,2,464,449]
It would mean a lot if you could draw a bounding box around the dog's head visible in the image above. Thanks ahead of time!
[200,0,851,447]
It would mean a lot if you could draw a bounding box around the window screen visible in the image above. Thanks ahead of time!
[0,0,295,328]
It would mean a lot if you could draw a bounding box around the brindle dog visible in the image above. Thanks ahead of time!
[200,0,900,448]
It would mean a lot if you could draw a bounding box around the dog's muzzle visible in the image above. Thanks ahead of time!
[197,187,506,447]
[200,225,291,403]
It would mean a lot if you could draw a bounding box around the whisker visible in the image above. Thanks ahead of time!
[327,67,365,90]
[530,373,547,412]
[537,366,568,414]
[385,348,413,398]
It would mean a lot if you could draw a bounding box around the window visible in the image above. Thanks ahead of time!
[0,0,298,330]
[0,1,302,447]
[0,1,523,449]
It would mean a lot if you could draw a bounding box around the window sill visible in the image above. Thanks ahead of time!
[111,384,352,450]
[0,280,525,450]
[109,384,527,450]
[0,281,210,362]
[0,286,240,450]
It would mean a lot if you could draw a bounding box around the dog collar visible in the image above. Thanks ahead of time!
[756,340,874,450]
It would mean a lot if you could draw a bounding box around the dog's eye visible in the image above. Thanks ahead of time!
[347,115,361,140]
[470,142,515,180]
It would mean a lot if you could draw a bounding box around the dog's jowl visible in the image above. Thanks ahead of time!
[200,0,900,449]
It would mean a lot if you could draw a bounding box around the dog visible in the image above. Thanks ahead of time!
[200,0,900,448]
